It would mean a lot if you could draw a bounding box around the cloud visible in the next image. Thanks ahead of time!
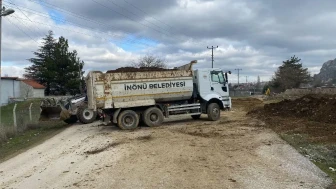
[2,0,336,84]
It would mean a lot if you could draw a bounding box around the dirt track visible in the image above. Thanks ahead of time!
[0,104,332,189]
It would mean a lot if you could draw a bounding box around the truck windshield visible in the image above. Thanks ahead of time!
[211,71,225,84]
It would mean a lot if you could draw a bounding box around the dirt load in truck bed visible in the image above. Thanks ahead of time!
[106,67,177,73]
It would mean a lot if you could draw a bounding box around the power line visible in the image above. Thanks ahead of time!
[122,0,173,29]
[10,15,150,48]
[4,4,43,43]
[25,0,209,55]
[91,0,170,36]
[7,0,44,37]
[5,16,40,45]
[4,2,121,40]
[104,0,170,34]
[235,69,242,85]
[24,0,156,47]
[4,2,154,48]
[207,46,218,68]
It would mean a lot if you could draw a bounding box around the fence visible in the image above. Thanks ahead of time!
[229,90,263,97]
[0,101,42,143]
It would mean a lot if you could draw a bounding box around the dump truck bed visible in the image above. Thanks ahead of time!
[86,69,194,110]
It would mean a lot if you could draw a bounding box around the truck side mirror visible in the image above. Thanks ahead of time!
[225,73,228,83]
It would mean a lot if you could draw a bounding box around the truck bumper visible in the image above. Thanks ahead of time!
[221,97,232,109]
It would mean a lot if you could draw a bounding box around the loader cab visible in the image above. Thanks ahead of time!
[193,68,231,109]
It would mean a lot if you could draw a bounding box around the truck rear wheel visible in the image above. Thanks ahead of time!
[143,107,164,127]
[207,103,220,121]
[118,110,139,130]
[77,106,97,124]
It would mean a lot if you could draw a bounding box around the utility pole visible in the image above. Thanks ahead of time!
[0,1,15,128]
[235,68,242,85]
[207,46,218,68]
[245,76,248,83]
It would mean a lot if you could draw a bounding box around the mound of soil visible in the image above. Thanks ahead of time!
[106,67,176,73]
[232,98,263,111]
[249,95,336,123]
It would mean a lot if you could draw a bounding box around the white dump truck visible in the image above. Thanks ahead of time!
[81,60,231,130]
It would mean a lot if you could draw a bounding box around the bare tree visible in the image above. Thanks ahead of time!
[21,83,33,98]
[131,55,167,68]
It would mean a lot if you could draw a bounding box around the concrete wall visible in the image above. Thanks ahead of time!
[1,79,21,105]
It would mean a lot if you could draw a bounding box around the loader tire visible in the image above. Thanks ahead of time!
[143,107,164,127]
[117,110,139,130]
[207,103,220,121]
[63,115,78,124]
[77,106,97,124]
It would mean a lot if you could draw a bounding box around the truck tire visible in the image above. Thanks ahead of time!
[191,114,201,120]
[77,106,97,124]
[63,115,78,124]
[143,107,164,127]
[207,103,220,121]
[118,110,139,130]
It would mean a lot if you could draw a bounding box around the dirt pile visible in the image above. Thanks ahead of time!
[106,67,176,73]
[232,98,263,111]
[249,95,336,123]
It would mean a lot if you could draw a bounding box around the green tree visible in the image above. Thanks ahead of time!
[24,30,56,95]
[271,55,311,92]
[24,31,85,95]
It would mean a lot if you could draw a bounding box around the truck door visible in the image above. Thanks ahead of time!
[210,71,229,97]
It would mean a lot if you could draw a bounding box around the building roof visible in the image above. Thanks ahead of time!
[21,79,46,89]
[1,77,18,80]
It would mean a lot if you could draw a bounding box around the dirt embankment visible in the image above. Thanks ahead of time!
[247,95,336,143]
[249,94,336,123]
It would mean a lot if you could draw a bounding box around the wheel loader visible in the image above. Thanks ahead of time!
[39,94,97,124]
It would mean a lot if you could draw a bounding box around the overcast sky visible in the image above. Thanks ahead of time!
[1,0,335,83]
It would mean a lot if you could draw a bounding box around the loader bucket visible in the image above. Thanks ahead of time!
[39,106,63,121]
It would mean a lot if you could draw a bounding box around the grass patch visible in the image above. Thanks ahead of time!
[280,133,336,184]
[1,99,41,126]
[1,99,43,143]
[315,162,336,181]
[0,121,67,163]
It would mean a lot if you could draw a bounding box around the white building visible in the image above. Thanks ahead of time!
[0,77,45,106]
[1,77,20,106]
[20,79,46,98]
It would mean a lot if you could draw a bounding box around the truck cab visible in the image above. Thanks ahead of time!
[193,68,232,111]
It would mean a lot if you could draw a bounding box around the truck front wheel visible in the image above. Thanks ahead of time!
[118,110,139,130]
[207,103,220,121]
[143,107,164,127]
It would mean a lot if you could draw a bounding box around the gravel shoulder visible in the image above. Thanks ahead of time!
[0,108,332,189]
